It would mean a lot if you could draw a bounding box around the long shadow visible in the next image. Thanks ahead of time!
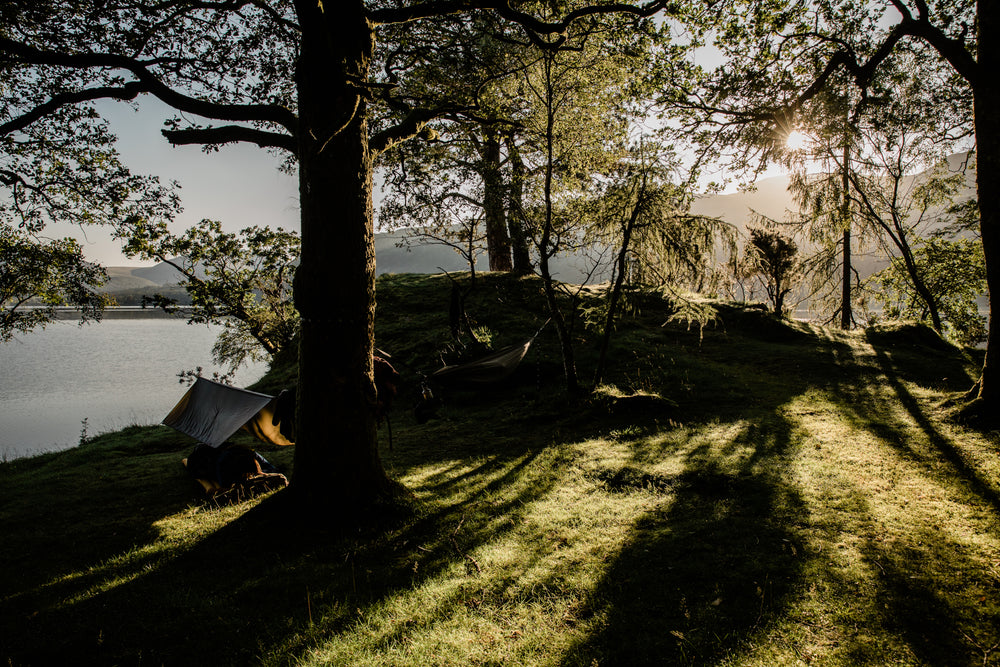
[0,428,562,665]
[857,525,1000,666]
[556,323,861,664]
[0,427,208,604]
[865,341,1000,514]
[562,415,808,665]
[560,320,996,664]
[798,331,1000,664]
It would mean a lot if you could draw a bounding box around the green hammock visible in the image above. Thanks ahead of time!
[428,319,549,386]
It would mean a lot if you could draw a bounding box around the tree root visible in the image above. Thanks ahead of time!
[952,396,1000,429]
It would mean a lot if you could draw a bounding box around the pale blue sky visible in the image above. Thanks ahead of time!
[67,98,300,266]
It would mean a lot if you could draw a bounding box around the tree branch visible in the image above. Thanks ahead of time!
[161,125,296,152]
[149,0,300,33]
[369,0,669,31]
[0,37,299,133]
[691,8,978,136]
[0,82,146,138]
[370,107,462,157]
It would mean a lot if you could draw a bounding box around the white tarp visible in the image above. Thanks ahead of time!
[162,377,275,447]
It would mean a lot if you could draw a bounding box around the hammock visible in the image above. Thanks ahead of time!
[428,319,549,386]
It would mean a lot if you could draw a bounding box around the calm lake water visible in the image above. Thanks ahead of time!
[0,318,267,461]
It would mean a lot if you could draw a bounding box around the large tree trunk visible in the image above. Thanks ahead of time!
[964,0,1000,415]
[291,1,395,514]
[481,127,512,272]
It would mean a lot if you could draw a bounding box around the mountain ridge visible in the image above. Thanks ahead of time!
[101,155,976,293]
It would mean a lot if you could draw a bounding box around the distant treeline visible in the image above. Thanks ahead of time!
[105,284,192,307]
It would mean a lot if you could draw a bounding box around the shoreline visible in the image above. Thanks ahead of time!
[50,306,195,320]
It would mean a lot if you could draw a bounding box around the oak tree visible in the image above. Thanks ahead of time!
[1,0,667,516]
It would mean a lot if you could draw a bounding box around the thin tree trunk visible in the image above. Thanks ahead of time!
[897,243,944,333]
[506,131,533,275]
[594,200,641,387]
[847,163,945,333]
[538,56,579,395]
[291,1,395,515]
[481,127,512,272]
[840,142,853,330]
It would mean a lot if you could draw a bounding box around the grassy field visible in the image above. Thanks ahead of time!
[2,273,999,666]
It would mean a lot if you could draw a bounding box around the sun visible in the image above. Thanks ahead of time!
[786,130,809,151]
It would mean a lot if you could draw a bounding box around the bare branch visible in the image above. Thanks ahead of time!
[161,125,296,152]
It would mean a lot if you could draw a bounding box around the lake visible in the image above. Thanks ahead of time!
[0,317,267,461]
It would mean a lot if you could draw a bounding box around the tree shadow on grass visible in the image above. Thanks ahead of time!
[0,434,564,665]
[864,340,1000,514]
[561,415,808,665]
[857,525,1000,666]
[800,332,1000,664]
[0,426,207,603]
[555,325,989,665]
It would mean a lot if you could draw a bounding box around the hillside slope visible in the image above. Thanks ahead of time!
[2,272,998,667]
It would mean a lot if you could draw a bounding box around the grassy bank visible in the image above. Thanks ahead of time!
[2,273,999,666]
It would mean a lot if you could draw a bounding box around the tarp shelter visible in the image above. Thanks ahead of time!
[162,377,294,447]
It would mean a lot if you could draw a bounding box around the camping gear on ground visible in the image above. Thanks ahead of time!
[182,442,288,501]
[413,319,550,423]
[164,377,293,501]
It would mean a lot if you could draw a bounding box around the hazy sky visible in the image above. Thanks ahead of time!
[63,93,780,268]
[64,98,301,267]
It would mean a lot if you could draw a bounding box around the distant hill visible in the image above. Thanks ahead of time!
[100,258,204,298]
[102,154,976,292]
[130,258,194,285]
[103,267,160,291]
[374,230,606,284]
[690,152,975,236]
[690,174,799,228]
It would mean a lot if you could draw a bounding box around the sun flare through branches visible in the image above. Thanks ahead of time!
[785,130,809,151]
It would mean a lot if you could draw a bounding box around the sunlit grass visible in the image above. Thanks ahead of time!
[2,274,998,665]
